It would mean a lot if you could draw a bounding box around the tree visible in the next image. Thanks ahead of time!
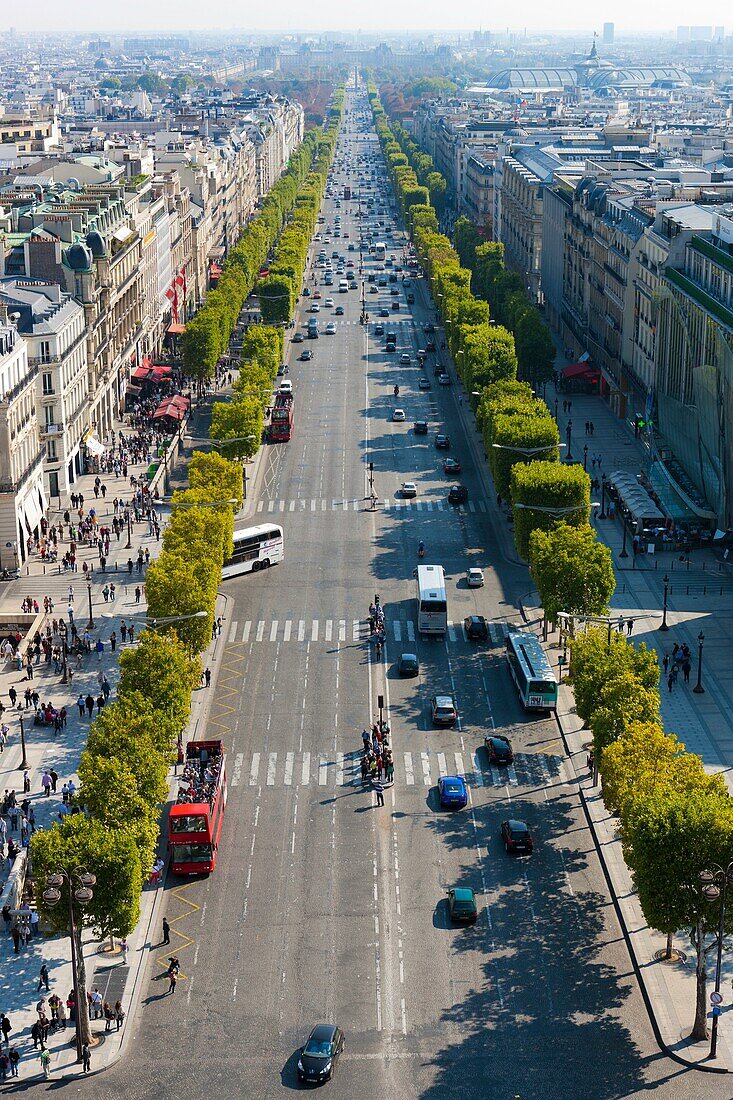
[181,312,221,388]
[145,552,215,654]
[601,723,713,821]
[85,695,172,797]
[529,524,615,625]
[209,396,263,460]
[589,672,660,763]
[188,451,244,507]
[77,756,159,879]
[622,787,733,1041]
[258,273,292,325]
[489,412,559,499]
[30,816,144,1047]
[511,460,590,560]
[569,628,659,727]
[514,309,556,385]
[118,628,201,734]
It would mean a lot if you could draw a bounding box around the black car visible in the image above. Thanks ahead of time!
[414,420,429,435]
[501,819,534,854]
[374,324,384,336]
[297,1024,345,1084]
[464,615,489,641]
[424,322,436,334]
[448,485,468,505]
[426,340,436,352]
[398,652,420,677]
[485,734,514,765]
[435,434,450,450]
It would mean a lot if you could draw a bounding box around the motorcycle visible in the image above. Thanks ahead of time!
[418,542,425,558]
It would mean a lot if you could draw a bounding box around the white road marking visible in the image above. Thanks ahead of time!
[352,619,361,641]
[447,621,456,641]
[454,752,465,776]
[270,620,279,642]
[437,752,447,777]
[339,619,346,641]
[506,764,519,787]
[312,619,319,642]
[242,622,251,643]
[319,755,328,785]
[257,500,264,512]
[404,753,414,785]
[256,620,265,642]
[336,752,344,786]
[393,621,402,642]
[471,751,484,786]
[267,753,277,785]
[228,620,238,642]
[232,752,243,786]
[325,619,333,642]
[289,501,295,511]
[249,753,260,785]
[406,620,415,642]
[302,752,310,785]
[298,620,305,642]
[284,752,294,785]
[284,620,292,642]
[421,752,431,786]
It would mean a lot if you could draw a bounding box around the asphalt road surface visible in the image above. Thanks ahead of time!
[77,81,731,1100]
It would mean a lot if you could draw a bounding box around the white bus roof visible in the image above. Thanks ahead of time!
[233,523,283,540]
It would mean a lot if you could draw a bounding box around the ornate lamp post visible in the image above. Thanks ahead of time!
[699,863,733,1058]
[42,869,96,1062]
[659,574,670,631]
[693,630,705,694]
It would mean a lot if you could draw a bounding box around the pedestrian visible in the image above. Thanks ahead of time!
[114,1000,125,1030]
[589,421,595,436]
[103,1001,114,1031]
[82,1042,91,1073]
[23,768,30,794]
[30,1020,41,1049]
[662,652,670,675]
[40,1047,51,1078]
[162,916,171,945]
[0,1012,11,1045]
[95,638,104,662]
[50,768,58,793]
[167,970,177,995]
[41,771,52,797]
[57,999,67,1030]
[135,586,141,604]
[128,623,134,644]
[204,667,211,687]
[585,420,590,435]
[119,937,128,964]
[0,1051,8,1081]
[8,1047,19,1077]
[374,780,385,807]
[120,621,127,643]
[626,618,634,636]
[85,694,94,717]
[77,693,85,717]
[683,659,691,683]
[667,672,674,693]
[38,962,50,992]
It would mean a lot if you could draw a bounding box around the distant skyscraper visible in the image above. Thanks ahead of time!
[690,26,713,40]
[602,23,614,45]
[677,26,691,42]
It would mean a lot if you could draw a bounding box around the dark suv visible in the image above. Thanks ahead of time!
[448,485,468,505]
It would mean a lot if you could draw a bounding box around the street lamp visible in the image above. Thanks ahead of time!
[565,419,573,461]
[18,713,29,771]
[148,610,208,630]
[583,444,588,472]
[59,619,69,684]
[698,862,733,1058]
[86,579,94,630]
[554,397,559,420]
[659,574,670,631]
[693,630,705,694]
[125,508,132,550]
[42,869,96,1062]
[599,472,607,519]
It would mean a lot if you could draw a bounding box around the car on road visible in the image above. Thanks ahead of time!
[423,322,435,334]
[447,887,478,924]
[448,485,469,505]
[418,378,431,390]
[438,373,452,386]
[466,567,484,588]
[431,694,457,727]
[310,304,320,313]
[369,285,379,294]
[292,332,304,343]
[464,615,489,641]
[334,305,344,316]
[434,364,447,377]
[438,775,468,810]
[302,287,311,297]
[379,307,390,317]
[325,323,336,335]
[393,408,406,422]
[501,819,534,854]
[400,353,411,364]
[324,297,334,307]
[485,734,514,766]
[374,324,384,335]
[398,652,420,677]
[297,1023,345,1084]
[401,481,418,498]
[299,349,313,361]
[426,340,436,352]
[390,287,400,296]
[435,434,450,450]
[443,457,461,475]
[313,290,322,300]
[407,293,415,304]
[414,420,429,435]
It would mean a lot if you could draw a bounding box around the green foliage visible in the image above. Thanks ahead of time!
[118,629,200,735]
[510,461,590,559]
[188,451,244,508]
[258,274,292,324]
[77,756,159,874]
[489,412,559,498]
[145,551,215,653]
[85,695,173,797]
[210,396,263,460]
[529,523,615,624]
[30,814,143,942]
[589,672,661,762]
[568,628,660,727]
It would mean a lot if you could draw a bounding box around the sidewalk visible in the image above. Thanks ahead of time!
[0,383,260,1081]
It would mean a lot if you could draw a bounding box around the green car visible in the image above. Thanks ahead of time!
[447,887,478,924]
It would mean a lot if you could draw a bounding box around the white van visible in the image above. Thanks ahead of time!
[338,279,349,293]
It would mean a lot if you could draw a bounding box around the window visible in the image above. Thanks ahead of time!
[44,406,56,427]
[42,372,53,395]
[39,341,51,364]
[46,440,57,461]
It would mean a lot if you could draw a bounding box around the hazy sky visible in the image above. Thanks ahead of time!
[7,0,725,35]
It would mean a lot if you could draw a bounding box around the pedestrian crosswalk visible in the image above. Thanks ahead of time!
[227,617,511,647]
[256,498,491,513]
[230,748,567,790]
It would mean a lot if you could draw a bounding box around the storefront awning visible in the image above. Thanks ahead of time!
[167,322,186,336]
[561,361,601,382]
[608,470,665,525]
[84,433,106,457]
[21,489,44,536]
[152,395,190,422]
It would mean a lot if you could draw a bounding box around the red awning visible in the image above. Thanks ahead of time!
[561,361,601,381]
[153,394,190,421]
[131,365,152,382]
[210,263,222,277]
[151,364,172,379]
[167,322,186,335]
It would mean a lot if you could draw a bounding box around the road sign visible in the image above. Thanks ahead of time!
[712,1006,722,1017]
[711,991,724,1006]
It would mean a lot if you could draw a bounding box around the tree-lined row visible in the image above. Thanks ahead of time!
[368,87,614,621]
[181,86,343,389]
[569,627,727,1042]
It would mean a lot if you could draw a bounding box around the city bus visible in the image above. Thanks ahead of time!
[415,564,448,636]
[222,523,284,579]
[373,241,386,262]
[169,740,227,875]
[505,631,558,711]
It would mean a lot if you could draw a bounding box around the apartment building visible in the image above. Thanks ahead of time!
[0,310,45,567]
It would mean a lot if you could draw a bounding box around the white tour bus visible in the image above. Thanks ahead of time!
[415,564,448,636]
[222,524,284,579]
[373,241,387,262]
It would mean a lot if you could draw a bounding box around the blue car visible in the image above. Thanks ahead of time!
[438,775,468,809]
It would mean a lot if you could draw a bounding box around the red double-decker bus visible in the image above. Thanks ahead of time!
[270,392,293,442]
[169,740,227,875]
